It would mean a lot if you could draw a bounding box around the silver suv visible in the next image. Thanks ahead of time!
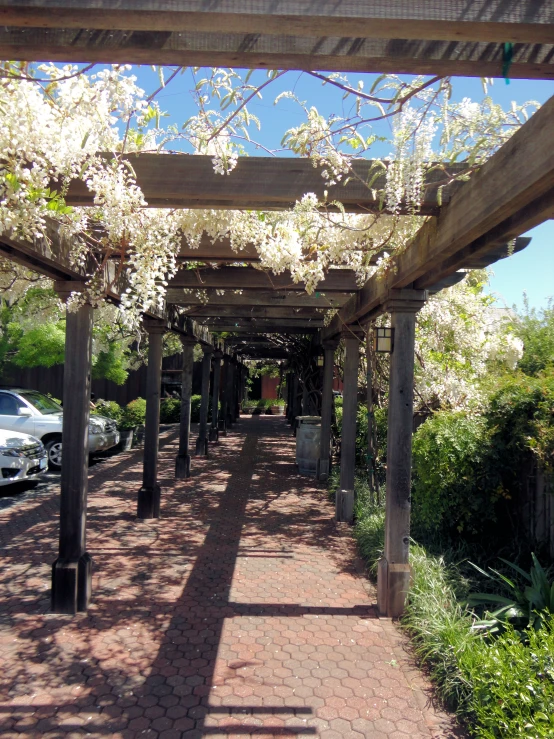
[0,388,120,470]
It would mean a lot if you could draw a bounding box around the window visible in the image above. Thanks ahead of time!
[0,393,22,416]
[18,391,62,415]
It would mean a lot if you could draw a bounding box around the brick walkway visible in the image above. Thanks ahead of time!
[0,416,460,738]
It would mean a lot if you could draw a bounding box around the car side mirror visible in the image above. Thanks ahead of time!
[17,407,33,417]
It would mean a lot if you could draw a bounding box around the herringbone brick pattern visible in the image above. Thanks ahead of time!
[0,416,461,738]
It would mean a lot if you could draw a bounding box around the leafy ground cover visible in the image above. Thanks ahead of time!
[346,471,554,738]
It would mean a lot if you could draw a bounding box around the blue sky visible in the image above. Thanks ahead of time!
[130,67,553,312]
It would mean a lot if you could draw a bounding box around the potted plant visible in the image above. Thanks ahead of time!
[242,399,257,414]
[252,399,265,415]
[119,397,147,450]
[270,398,286,416]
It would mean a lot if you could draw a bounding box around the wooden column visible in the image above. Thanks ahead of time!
[175,336,196,478]
[209,349,222,442]
[51,283,93,614]
[227,358,236,426]
[317,339,338,481]
[336,331,362,523]
[195,345,213,457]
[286,372,293,424]
[137,318,166,519]
[292,374,302,434]
[219,354,229,436]
[234,362,241,420]
[378,290,426,618]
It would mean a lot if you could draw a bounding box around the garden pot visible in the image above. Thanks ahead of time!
[270,406,285,415]
[119,428,134,451]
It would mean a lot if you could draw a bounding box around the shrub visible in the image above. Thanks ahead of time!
[411,370,554,546]
[485,369,554,476]
[353,475,385,574]
[120,397,147,430]
[160,397,181,424]
[403,546,554,736]
[159,395,206,424]
[464,623,554,737]
[93,399,123,425]
[190,394,202,423]
[334,400,388,482]
[411,411,498,541]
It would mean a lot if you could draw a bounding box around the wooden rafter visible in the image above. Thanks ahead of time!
[63,155,461,216]
[0,2,552,78]
[184,306,324,319]
[167,289,353,308]
[169,266,360,292]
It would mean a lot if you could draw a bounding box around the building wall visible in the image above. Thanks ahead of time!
[261,375,279,400]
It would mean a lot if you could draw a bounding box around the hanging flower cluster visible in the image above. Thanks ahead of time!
[414,274,523,408]
[0,63,540,328]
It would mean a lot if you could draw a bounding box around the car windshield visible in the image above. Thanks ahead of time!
[19,391,62,415]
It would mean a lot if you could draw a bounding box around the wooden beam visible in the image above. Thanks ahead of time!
[0,3,552,82]
[2,27,552,79]
[0,29,552,80]
[169,266,359,291]
[201,317,323,330]
[1,2,552,44]
[167,288,352,308]
[63,155,461,215]
[323,95,554,337]
[178,235,260,262]
[212,324,318,334]
[185,306,324,319]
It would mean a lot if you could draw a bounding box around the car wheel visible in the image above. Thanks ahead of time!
[45,439,63,471]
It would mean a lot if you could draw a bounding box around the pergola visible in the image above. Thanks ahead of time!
[1,1,553,618]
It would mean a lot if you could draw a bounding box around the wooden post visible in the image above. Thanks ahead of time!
[234,361,241,420]
[317,339,338,481]
[137,318,166,519]
[51,283,93,614]
[336,331,362,523]
[286,372,294,424]
[209,349,222,442]
[195,345,212,457]
[292,374,302,434]
[218,356,228,434]
[378,290,426,617]
[227,358,236,426]
[175,336,196,478]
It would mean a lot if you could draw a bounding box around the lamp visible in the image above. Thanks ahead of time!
[374,327,394,353]
[316,354,325,367]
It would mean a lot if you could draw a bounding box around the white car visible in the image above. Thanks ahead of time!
[0,428,47,485]
[0,388,120,470]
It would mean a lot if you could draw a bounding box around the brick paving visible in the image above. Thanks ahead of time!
[0,415,461,738]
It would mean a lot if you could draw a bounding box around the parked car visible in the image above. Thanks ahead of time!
[0,388,120,470]
[0,428,47,486]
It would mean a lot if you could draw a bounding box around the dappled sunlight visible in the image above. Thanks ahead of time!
[0,416,457,738]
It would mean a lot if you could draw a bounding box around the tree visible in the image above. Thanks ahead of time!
[514,297,554,377]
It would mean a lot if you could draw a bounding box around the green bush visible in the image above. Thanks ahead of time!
[353,475,385,573]
[159,395,205,424]
[160,397,181,424]
[334,400,388,479]
[403,546,554,736]
[93,399,123,425]
[411,411,498,541]
[464,623,554,737]
[120,397,147,430]
[411,370,554,545]
[485,369,554,476]
[191,394,202,422]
